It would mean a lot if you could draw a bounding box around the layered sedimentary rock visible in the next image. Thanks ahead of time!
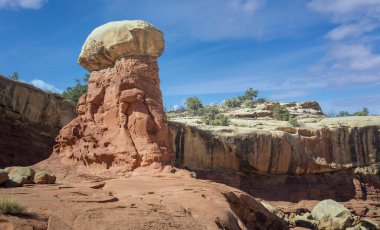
[54,20,173,173]
[0,75,75,167]
[169,116,380,174]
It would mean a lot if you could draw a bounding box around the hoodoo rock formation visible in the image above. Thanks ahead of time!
[53,20,174,173]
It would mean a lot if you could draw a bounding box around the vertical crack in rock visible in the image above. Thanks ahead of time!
[53,20,174,174]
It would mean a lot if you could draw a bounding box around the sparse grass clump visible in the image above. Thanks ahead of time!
[0,196,26,215]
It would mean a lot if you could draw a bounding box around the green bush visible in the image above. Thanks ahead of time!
[0,196,26,215]
[289,115,299,127]
[201,107,230,126]
[338,111,350,117]
[353,107,369,116]
[336,108,370,117]
[224,88,260,108]
[8,72,19,81]
[185,97,204,115]
[243,99,256,108]
[225,98,241,108]
[243,88,258,100]
[273,104,291,121]
[62,74,89,103]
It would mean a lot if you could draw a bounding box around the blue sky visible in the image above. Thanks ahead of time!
[0,0,380,114]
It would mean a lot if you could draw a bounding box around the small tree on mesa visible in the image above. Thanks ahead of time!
[8,72,19,81]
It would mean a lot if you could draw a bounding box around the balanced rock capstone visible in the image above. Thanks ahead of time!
[53,20,174,174]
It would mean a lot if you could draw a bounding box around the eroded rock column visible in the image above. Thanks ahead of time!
[53,20,174,173]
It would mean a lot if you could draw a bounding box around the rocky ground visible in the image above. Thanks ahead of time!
[0,162,287,230]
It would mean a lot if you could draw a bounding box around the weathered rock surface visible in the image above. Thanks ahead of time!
[311,199,351,220]
[0,170,288,230]
[5,166,35,187]
[0,75,76,167]
[54,21,173,174]
[169,116,380,174]
[33,171,56,184]
[0,169,8,185]
[79,20,165,72]
[0,166,56,187]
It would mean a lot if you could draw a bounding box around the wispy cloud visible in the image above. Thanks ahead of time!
[104,0,319,41]
[326,22,378,41]
[306,0,380,92]
[308,0,380,20]
[0,0,47,10]
[327,44,380,71]
[30,79,61,93]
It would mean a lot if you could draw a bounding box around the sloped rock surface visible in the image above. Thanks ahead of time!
[0,173,288,230]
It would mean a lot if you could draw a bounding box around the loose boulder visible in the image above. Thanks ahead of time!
[0,169,8,185]
[311,199,351,220]
[34,171,56,184]
[4,166,35,187]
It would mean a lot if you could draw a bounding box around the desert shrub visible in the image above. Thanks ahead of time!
[353,107,369,116]
[273,104,291,121]
[0,196,25,215]
[243,88,258,100]
[224,88,260,108]
[201,107,230,126]
[8,72,20,81]
[225,98,241,108]
[185,97,204,115]
[338,111,350,117]
[289,115,299,127]
[243,99,256,108]
[256,98,266,104]
[336,108,370,117]
[62,74,89,103]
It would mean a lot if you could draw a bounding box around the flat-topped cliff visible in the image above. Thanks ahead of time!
[168,102,380,175]
[0,75,75,167]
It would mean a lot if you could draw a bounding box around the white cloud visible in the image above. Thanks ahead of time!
[326,22,378,41]
[309,0,380,41]
[307,0,380,93]
[104,0,320,41]
[328,44,380,70]
[0,0,47,9]
[30,79,62,93]
[308,0,380,20]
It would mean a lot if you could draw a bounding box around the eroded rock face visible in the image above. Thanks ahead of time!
[54,21,173,173]
[169,117,380,174]
[0,75,76,167]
